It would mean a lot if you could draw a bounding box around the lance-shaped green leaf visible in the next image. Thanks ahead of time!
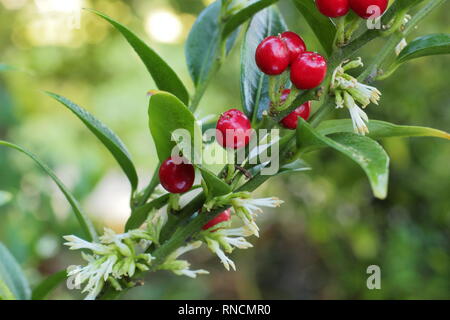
[148,91,202,163]
[223,0,279,37]
[317,119,450,140]
[392,33,450,71]
[186,1,240,86]
[0,140,98,241]
[198,166,231,197]
[297,119,390,199]
[250,158,311,177]
[31,270,67,300]
[47,92,138,192]
[0,243,31,300]
[125,194,170,231]
[241,6,287,122]
[89,9,189,105]
[292,0,335,56]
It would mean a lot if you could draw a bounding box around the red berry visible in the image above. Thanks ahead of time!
[280,31,307,64]
[202,208,232,231]
[159,157,195,194]
[349,0,388,19]
[290,52,327,90]
[216,109,252,149]
[315,0,350,18]
[255,36,290,75]
[278,90,311,130]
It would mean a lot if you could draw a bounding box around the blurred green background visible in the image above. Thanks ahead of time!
[0,0,449,300]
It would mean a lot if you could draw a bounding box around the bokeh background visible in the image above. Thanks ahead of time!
[0,0,449,299]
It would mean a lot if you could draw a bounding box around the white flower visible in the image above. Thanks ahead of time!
[344,91,369,135]
[331,58,382,135]
[231,197,283,237]
[63,235,111,255]
[99,228,132,257]
[202,226,254,271]
[68,254,118,300]
[170,241,203,260]
[159,241,209,278]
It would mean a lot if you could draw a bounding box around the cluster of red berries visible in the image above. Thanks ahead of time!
[315,0,388,19]
[255,31,327,90]
[158,108,252,230]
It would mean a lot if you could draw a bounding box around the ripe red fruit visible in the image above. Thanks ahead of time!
[255,36,290,75]
[290,52,327,90]
[202,208,232,231]
[280,31,307,63]
[315,0,350,18]
[349,0,388,19]
[159,157,195,194]
[278,89,311,130]
[216,109,252,149]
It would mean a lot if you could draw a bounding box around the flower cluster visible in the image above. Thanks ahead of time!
[200,194,283,270]
[64,192,283,299]
[331,58,382,135]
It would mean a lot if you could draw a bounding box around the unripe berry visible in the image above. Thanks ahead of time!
[315,0,350,18]
[349,0,388,19]
[159,157,195,194]
[202,208,232,231]
[278,89,311,130]
[216,109,252,149]
[280,31,307,64]
[290,52,327,90]
[255,36,290,75]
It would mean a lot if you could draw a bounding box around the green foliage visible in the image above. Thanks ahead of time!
[222,0,279,37]
[317,119,450,140]
[31,270,67,300]
[297,120,390,199]
[125,194,171,231]
[240,6,287,121]
[186,1,239,86]
[0,140,98,242]
[89,10,190,105]
[384,33,450,77]
[0,243,31,300]
[291,0,335,56]
[148,91,202,163]
[198,166,231,197]
[47,92,139,192]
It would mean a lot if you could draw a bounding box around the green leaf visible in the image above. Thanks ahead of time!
[125,194,170,231]
[278,159,311,175]
[0,191,12,207]
[31,270,67,300]
[397,33,450,64]
[317,119,450,140]
[198,166,231,197]
[223,0,279,38]
[186,1,239,86]
[292,0,336,56]
[89,9,189,105]
[241,5,287,121]
[0,140,98,242]
[0,243,31,300]
[148,91,202,163]
[297,119,389,199]
[47,92,138,192]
